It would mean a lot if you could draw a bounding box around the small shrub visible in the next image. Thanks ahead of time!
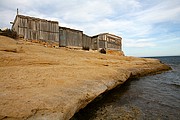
[0,29,18,39]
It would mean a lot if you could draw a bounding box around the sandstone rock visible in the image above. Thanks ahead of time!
[0,35,171,120]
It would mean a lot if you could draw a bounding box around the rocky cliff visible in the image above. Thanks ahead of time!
[0,35,170,120]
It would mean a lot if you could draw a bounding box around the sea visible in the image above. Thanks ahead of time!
[71,56,180,120]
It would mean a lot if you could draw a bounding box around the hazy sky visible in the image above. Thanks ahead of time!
[0,0,180,57]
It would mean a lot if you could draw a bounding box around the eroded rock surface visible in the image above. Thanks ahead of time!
[0,36,170,120]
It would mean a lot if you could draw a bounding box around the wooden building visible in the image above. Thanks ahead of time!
[91,33,122,51]
[59,28,122,51]
[59,27,83,47]
[11,14,122,52]
[12,15,59,43]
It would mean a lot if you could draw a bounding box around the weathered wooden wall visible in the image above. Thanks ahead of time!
[91,36,98,50]
[12,15,59,43]
[106,34,122,51]
[98,34,106,49]
[59,27,67,46]
[82,34,92,50]
[91,33,122,51]
[59,27,83,47]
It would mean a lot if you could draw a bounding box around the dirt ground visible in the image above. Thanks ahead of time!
[0,35,170,120]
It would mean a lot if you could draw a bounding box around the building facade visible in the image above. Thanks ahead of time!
[12,14,122,52]
[12,15,59,43]
[59,27,83,47]
[91,33,122,51]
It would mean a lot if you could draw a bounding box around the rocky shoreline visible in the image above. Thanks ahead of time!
[0,35,171,120]
[67,63,170,120]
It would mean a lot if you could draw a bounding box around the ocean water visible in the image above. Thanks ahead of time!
[71,56,180,120]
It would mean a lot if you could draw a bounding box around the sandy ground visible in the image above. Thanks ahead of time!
[0,35,170,120]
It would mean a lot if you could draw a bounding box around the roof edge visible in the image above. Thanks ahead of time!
[16,14,59,23]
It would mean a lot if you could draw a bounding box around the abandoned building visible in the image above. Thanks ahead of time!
[91,33,122,51]
[12,15,59,43]
[59,27,93,50]
[59,27,122,51]
[12,14,122,52]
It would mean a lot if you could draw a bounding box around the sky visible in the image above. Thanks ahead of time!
[0,0,180,57]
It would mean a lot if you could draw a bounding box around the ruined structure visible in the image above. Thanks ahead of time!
[91,33,122,51]
[12,14,122,52]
